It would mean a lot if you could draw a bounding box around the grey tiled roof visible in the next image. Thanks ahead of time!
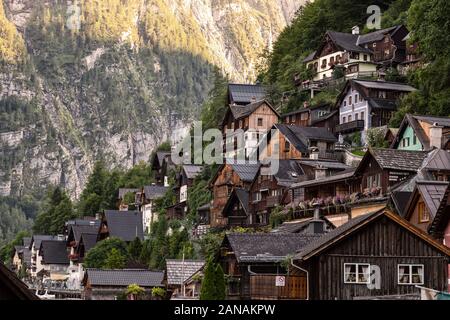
[228,84,267,105]
[85,269,164,287]
[422,149,450,172]
[273,160,306,186]
[275,124,337,154]
[327,31,372,53]
[357,26,402,45]
[413,115,450,127]
[156,151,171,167]
[143,185,168,200]
[22,237,31,248]
[368,99,399,111]
[231,163,261,182]
[69,224,99,244]
[416,181,449,219]
[166,260,205,286]
[104,210,144,241]
[291,169,356,189]
[31,235,58,250]
[183,165,203,180]
[226,233,321,263]
[370,148,429,172]
[354,80,417,92]
[79,233,98,252]
[298,159,350,170]
[40,240,69,265]
[303,51,317,63]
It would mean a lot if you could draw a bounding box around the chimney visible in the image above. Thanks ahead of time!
[430,123,443,149]
[352,26,360,35]
[307,204,326,234]
[315,166,327,179]
[309,148,319,160]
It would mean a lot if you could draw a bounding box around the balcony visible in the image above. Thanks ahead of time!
[266,196,281,208]
[249,274,307,300]
[336,120,365,134]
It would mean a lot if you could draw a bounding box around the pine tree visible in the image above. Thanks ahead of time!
[200,258,217,300]
[214,264,226,300]
[103,248,126,269]
[128,237,143,262]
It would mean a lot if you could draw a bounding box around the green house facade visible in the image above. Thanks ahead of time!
[396,125,423,151]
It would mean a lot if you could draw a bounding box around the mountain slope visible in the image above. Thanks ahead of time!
[0,0,305,201]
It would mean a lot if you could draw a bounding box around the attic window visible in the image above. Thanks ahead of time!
[418,202,430,223]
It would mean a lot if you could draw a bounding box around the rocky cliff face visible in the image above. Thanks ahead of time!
[0,0,305,200]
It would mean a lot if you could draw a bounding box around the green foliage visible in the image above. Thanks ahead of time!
[200,68,229,130]
[83,237,130,269]
[0,230,30,264]
[200,258,225,300]
[366,128,389,148]
[125,284,146,299]
[128,237,143,262]
[197,231,225,261]
[104,247,127,269]
[151,287,166,299]
[269,206,289,228]
[33,186,77,235]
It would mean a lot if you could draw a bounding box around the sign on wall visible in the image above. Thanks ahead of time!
[275,276,286,287]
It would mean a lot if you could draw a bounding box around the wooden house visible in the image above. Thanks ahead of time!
[82,269,164,300]
[98,210,144,243]
[391,114,450,151]
[334,79,416,144]
[221,100,279,159]
[429,183,450,246]
[29,235,59,279]
[38,240,70,283]
[209,162,260,227]
[218,233,321,300]
[66,221,99,266]
[403,181,449,233]
[399,33,423,75]
[151,151,174,186]
[166,165,203,220]
[0,261,38,300]
[136,185,168,233]
[165,259,204,299]
[291,209,450,300]
[117,188,139,211]
[262,124,337,161]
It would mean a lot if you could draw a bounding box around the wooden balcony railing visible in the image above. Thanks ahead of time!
[336,120,365,134]
[249,274,307,300]
[266,195,281,208]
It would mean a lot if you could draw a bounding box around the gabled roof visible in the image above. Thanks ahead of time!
[357,25,403,45]
[295,209,450,261]
[22,237,31,248]
[274,124,337,154]
[272,160,306,186]
[30,235,58,250]
[230,163,261,182]
[0,261,38,300]
[353,79,416,92]
[428,183,450,236]
[326,31,372,54]
[298,159,350,171]
[79,233,98,253]
[229,99,279,120]
[404,181,449,220]
[356,148,429,174]
[103,210,144,241]
[165,259,205,286]
[421,149,450,172]
[392,114,450,150]
[222,188,250,217]
[303,51,317,63]
[225,233,321,263]
[84,269,164,288]
[143,185,168,201]
[271,217,335,234]
[68,224,99,244]
[39,240,69,265]
[182,165,203,180]
[228,83,266,105]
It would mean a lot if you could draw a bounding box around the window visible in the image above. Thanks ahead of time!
[292,114,296,122]
[378,91,387,99]
[344,263,370,284]
[367,174,381,188]
[330,56,334,64]
[348,115,352,122]
[239,120,243,128]
[363,54,368,61]
[321,59,327,68]
[418,202,430,223]
[360,95,363,102]
[385,49,390,56]
[342,116,346,123]
[384,37,389,43]
[355,113,359,120]
[398,265,424,285]
[254,192,262,202]
[413,135,417,145]
[355,94,358,102]
[373,43,377,48]
[301,112,308,121]
[361,112,365,120]
[344,101,347,107]
[402,137,410,148]
[257,118,263,127]
[349,96,352,105]
[284,140,291,151]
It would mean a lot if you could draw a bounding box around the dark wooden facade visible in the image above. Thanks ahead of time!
[0,262,38,300]
[294,210,450,300]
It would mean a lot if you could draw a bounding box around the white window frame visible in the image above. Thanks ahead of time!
[343,263,370,284]
[397,264,424,285]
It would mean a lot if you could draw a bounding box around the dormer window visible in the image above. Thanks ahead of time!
[378,91,387,99]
